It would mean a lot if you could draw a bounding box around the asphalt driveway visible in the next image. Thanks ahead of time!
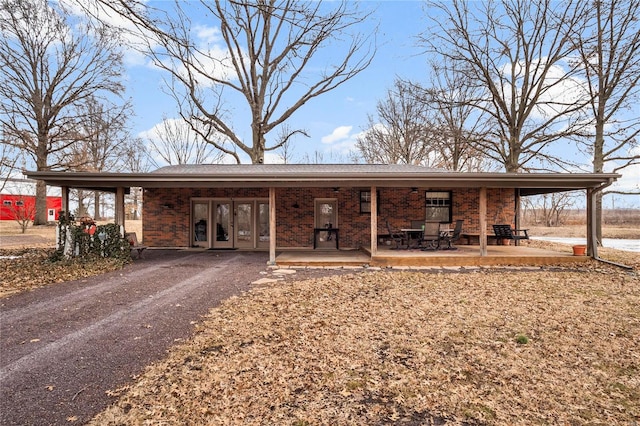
[0,250,271,425]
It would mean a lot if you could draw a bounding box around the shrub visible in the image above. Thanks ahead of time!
[52,211,131,262]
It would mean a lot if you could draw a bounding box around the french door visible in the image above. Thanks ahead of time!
[192,199,268,249]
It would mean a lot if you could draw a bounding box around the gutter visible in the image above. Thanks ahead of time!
[587,176,633,270]
[594,257,634,271]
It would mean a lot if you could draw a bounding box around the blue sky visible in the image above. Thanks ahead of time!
[122,1,430,164]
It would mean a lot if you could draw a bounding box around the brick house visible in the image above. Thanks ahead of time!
[26,164,619,262]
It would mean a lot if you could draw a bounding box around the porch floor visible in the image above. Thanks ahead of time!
[275,244,589,268]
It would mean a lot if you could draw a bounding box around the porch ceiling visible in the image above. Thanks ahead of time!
[25,164,619,194]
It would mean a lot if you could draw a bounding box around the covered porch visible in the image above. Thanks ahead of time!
[26,165,619,263]
[274,243,589,268]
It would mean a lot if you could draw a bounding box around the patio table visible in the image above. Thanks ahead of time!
[401,228,423,249]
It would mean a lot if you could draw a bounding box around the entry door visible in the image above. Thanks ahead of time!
[213,201,232,249]
[315,199,338,249]
[234,201,253,249]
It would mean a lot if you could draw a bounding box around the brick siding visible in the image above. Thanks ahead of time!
[142,187,516,248]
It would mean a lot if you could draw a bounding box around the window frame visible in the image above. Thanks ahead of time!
[424,190,452,223]
[359,190,380,214]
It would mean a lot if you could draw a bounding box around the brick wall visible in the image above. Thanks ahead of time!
[142,186,516,248]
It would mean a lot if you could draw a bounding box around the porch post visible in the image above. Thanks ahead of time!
[514,188,521,246]
[370,185,378,256]
[587,188,598,258]
[269,187,276,265]
[115,187,125,235]
[479,187,487,256]
[61,186,69,214]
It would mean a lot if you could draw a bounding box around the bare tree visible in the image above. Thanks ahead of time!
[61,96,133,219]
[274,124,308,164]
[144,116,226,167]
[408,64,493,172]
[573,0,640,242]
[89,0,375,164]
[522,192,579,227]
[422,0,590,172]
[0,137,20,193]
[0,0,126,224]
[121,138,150,221]
[354,79,438,166]
[7,196,36,234]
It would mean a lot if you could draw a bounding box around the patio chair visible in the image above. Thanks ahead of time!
[440,219,463,250]
[386,220,405,250]
[420,221,441,250]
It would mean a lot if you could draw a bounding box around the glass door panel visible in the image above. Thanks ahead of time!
[315,199,337,249]
[234,202,253,248]
[193,202,209,247]
[213,201,232,249]
[257,202,270,248]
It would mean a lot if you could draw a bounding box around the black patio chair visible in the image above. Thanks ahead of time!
[440,219,463,250]
[420,221,441,250]
[386,220,405,250]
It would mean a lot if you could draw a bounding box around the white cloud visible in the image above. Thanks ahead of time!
[610,163,639,197]
[321,126,353,144]
[194,24,222,45]
[498,59,590,121]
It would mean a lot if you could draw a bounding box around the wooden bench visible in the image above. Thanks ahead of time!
[125,232,148,259]
[492,224,529,244]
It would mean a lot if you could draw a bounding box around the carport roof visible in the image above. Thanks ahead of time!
[25,164,619,195]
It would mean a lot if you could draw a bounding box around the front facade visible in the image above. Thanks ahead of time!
[25,164,620,261]
[143,186,516,250]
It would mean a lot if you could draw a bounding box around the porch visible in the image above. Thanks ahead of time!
[275,244,589,268]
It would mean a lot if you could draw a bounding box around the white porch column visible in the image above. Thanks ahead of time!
[479,187,487,257]
[269,187,276,265]
[370,185,378,256]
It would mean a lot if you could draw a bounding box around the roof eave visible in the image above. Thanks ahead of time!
[24,170,620,192]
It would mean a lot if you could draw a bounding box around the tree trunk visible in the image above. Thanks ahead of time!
[94,191,101,220]
[593,119,605,245]
[251,124,266,164]
[34,180,48,225]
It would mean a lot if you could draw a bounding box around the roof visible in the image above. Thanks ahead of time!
[1,178,62,197]
[25,164,620,195]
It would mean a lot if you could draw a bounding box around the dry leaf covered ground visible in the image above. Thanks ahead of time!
[0,248,129,298]
[2,221,639,424]
[91,256,639,425]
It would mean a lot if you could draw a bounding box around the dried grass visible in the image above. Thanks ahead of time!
[91,262,639,425]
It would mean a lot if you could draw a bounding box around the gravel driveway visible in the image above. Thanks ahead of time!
[0,250,272,425]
